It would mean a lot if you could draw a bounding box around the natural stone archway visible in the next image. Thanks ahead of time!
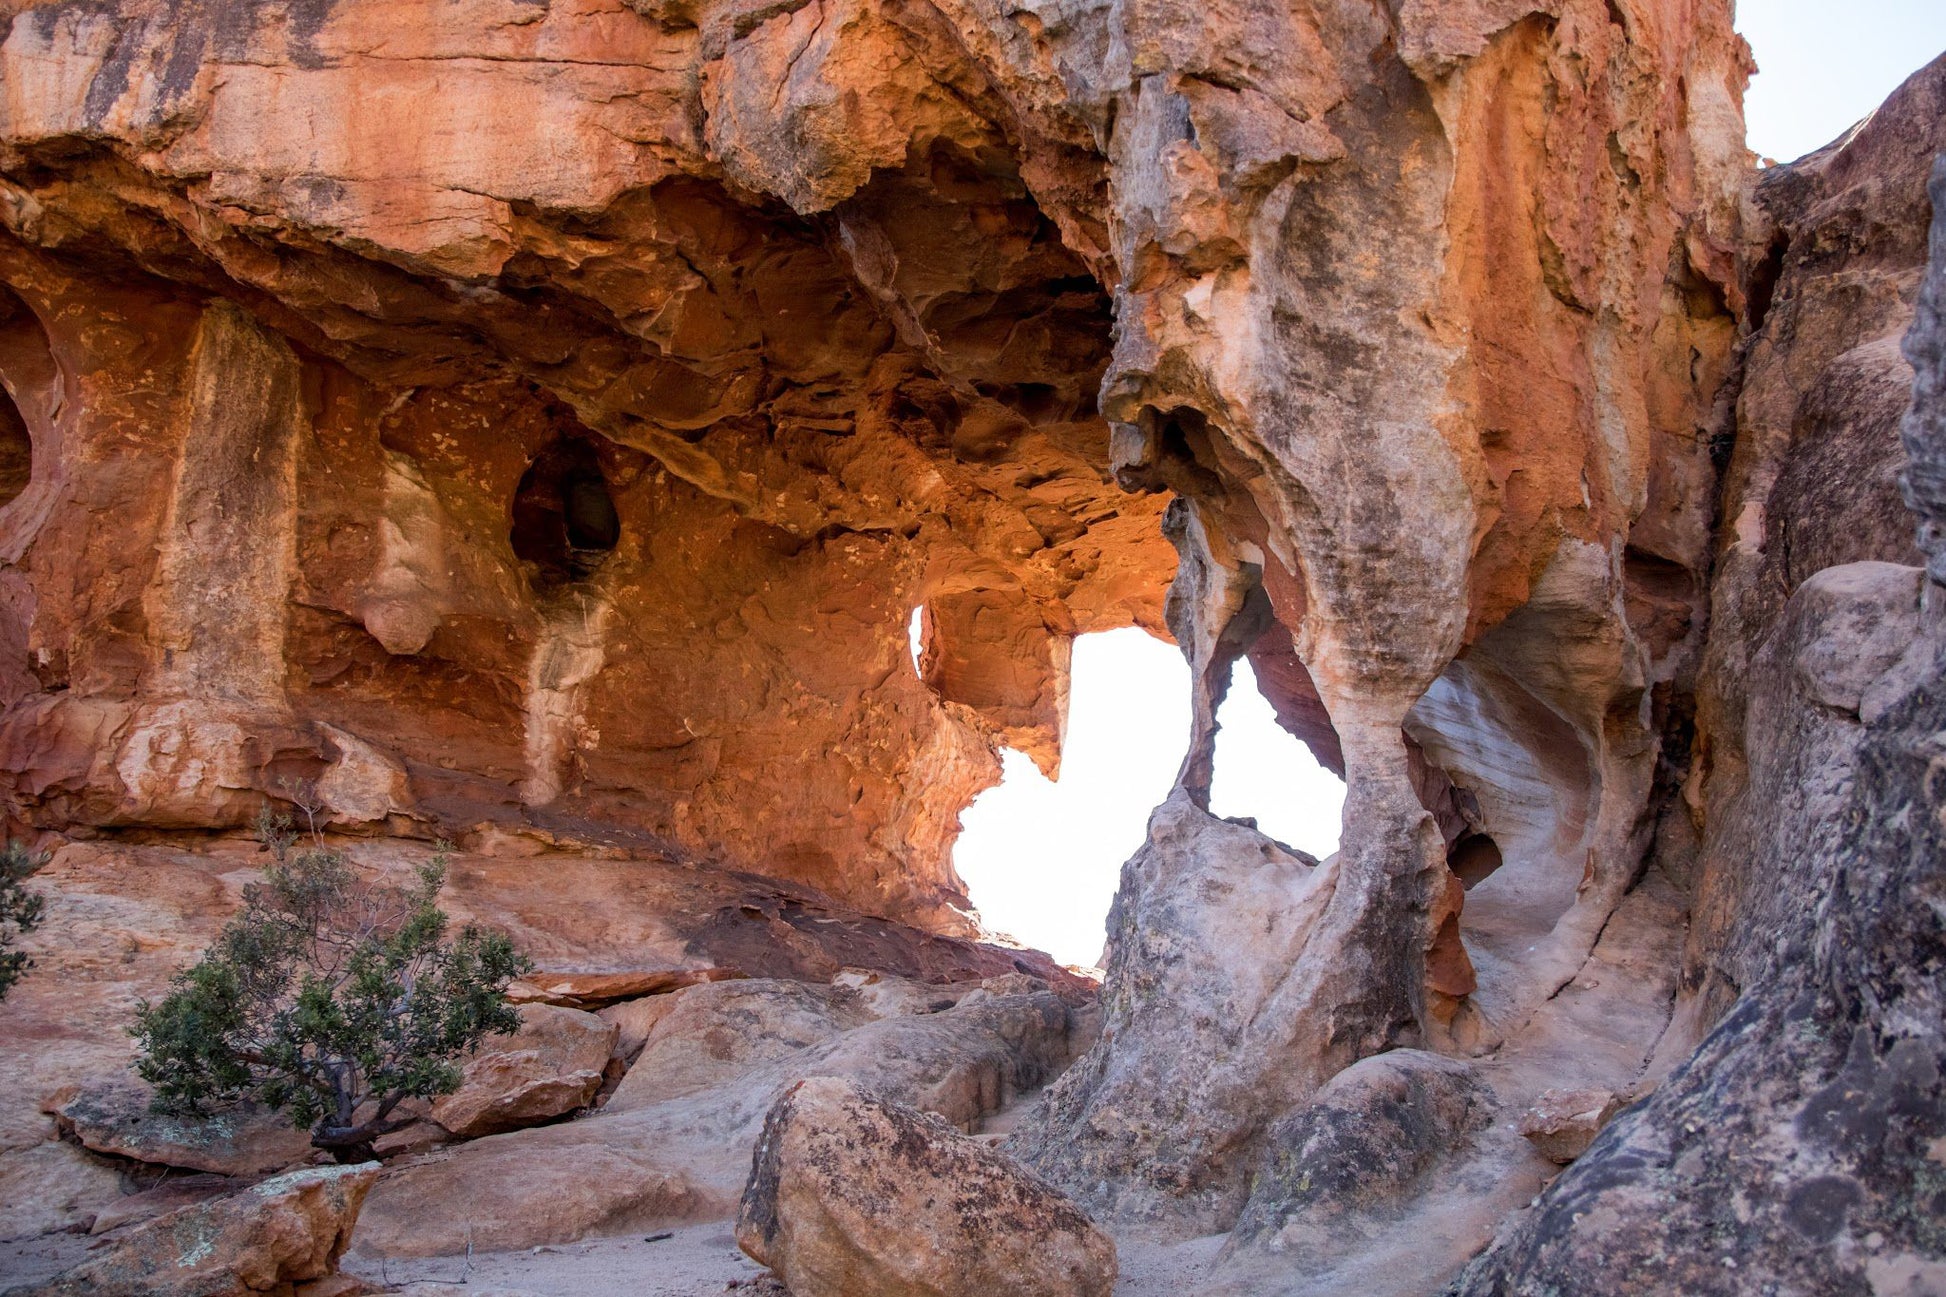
[3,4,1942,1293]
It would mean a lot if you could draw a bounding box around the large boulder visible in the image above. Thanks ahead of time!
[8,1163,378,1297]
[47,1080,314,1178]
[428,1004,616,1138]
[736,1078,1116,1297]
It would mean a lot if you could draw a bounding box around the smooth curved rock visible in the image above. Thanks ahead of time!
[736,1077,1116,1297]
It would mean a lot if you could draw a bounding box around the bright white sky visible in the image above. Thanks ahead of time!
[951,7,1946,968]
[1740,1,1946,162]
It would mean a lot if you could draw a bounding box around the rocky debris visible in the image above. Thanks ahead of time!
[350,985,1085,1257]
[8,1163,378,1297]
[428,1005,615,1138]
[0,1143,123,1240]
[1517,1088,1627,1164]
[0,838,1079,1210]
[736,1077,1116,1297]
[46,1080,314,1178]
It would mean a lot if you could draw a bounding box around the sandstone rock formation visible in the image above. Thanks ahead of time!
[427,1004,614,1138]
[0,0,1939,1294]
[736,1077,1116,1297]
[350,976,1088,1257]
[7,1163,378,1297]
[1514,1086,1624,1164]
[1451,133,1946,1297]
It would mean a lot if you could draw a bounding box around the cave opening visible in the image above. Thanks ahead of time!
[510,438,621,589]
[954,630,1345,967]
[0,385,27,511]
[0,285,45,511]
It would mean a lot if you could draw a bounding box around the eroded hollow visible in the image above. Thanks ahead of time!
[0,386,27,510]
[511,438,620,589]
[0,285,48,510]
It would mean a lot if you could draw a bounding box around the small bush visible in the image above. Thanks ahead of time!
[0,841,47,1002]
[134,810,530,1160]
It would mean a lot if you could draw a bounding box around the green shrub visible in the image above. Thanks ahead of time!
[134,811,530,1161]
[0,841,47,1003]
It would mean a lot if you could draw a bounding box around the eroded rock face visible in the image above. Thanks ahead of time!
[1014,791,1334,1232]
[1452,145,1946,1297]
[0,0,1937,1291]
[736,1077,1116,1297]
[0,0,1182,932]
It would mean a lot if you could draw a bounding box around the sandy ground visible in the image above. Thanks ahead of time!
[344,1223,1228,1296]
[2,1219,1227,1296]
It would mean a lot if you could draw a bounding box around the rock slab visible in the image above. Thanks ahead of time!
[48,1080,315,1178]
[429,1004,615,1138]
[735,1077,1116,1297]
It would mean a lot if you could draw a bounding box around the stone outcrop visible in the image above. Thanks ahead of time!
[7,1163,378,1297]
[349,977,1087,1256]
[0,0,1940,1294]
[1452,135,1946,1297]
[736,1077,1116,1297]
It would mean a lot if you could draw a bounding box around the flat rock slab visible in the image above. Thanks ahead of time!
[47,1079,314,1177]
[510,968,744,1009]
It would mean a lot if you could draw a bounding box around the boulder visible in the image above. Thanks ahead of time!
[1517,1087,1626,1164]
[428,1004,615,1138]
[47,1080,314,1177]
[736,1078,1116,1297]
[10,1163,378,1297]
[595,996,683,1064]
[1223,1051,1497,1258]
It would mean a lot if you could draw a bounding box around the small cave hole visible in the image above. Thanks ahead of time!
[908,606,928,673]
[0,285,49,512]
[0,386,29,510]
[510,439,620,589]
[1448,831,1505,890]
